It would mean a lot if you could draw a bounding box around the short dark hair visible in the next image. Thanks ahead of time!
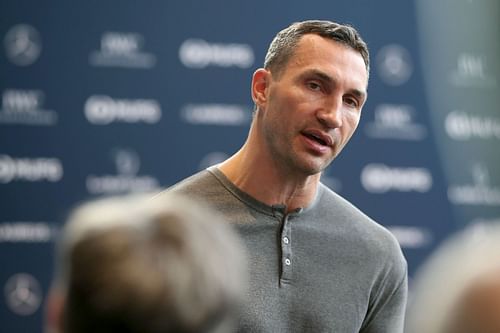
[264,20,370,78]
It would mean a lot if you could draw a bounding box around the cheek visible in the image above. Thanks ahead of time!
[351,115,361,130]
[278,89,305,111]
[274,84,320,110]
[348,111,361,127]
[268,86,328,128]
[342,113,361,138]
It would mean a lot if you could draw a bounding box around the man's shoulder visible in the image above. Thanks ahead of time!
[169,169,215,192]
[155,167,236,208]
[318,184,403,260]
[155,168,220,199]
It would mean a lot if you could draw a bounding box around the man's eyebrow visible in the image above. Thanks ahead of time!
[301,69,367,100]
[301,69,334,84]
[350,88,367,101]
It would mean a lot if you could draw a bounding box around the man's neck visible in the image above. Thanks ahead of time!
[218,146,320,213]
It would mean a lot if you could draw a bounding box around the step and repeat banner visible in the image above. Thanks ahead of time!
[1,0,498,331]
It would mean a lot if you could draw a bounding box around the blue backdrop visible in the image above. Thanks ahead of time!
[1,0,499,331]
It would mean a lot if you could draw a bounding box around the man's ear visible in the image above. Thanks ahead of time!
[251,68,270,111]
[45,289,65,333]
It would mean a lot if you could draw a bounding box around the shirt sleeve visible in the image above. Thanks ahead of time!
[360,243,408,333]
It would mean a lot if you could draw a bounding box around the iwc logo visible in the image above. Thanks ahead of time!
[89,31,156,69]
[4,273,42,316]
[0,89,58,126]
[364,104,427,141]
[450,53,496,88]
[4,24,42,66]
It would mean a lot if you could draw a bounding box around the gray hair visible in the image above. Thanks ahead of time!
[264,20,370,78]
[52,193,246,333]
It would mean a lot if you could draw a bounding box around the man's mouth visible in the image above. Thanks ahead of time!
[302,130,333,147]
[305,133,327,145]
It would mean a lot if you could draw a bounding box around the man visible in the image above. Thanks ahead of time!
[406,222,500,333]
[45,193,246,333]
[162,20,407,332]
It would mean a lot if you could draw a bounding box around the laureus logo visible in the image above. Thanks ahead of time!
[448,164,500,206]
[86,148,159,194]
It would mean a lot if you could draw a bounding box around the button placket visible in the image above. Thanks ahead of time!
[280,215,292,283]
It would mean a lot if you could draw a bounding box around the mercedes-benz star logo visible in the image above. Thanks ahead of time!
[4,273,42,315]
[4,24,42,66]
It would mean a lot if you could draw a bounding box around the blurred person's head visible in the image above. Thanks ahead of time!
[406,223,500,333]
[445,267,500,333]
[46,193,246,333]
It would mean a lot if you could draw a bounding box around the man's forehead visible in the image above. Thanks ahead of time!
[293,35,366,70]
[287,37,368,90]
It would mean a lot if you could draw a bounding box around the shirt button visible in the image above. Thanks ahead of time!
[283,237,289,244]
[285,258,291,266]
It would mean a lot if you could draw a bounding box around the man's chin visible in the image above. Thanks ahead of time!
[296,159,332,177]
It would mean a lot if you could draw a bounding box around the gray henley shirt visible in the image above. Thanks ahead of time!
[164,166,408,333]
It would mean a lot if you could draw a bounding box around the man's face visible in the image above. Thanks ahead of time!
[256,34,368,176]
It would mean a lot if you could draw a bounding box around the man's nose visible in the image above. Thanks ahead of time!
[317,97,343,129]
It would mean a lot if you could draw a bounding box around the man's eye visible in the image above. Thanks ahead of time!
[344,97,358,108]
[307,82,321,91]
